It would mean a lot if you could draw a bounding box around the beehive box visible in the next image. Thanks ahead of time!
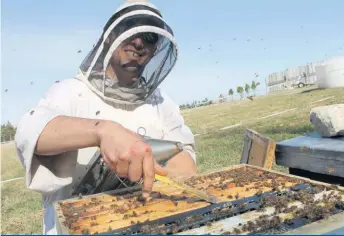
[54,164,344,235]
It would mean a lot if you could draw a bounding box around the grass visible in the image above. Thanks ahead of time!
[1,143,25,181]
[1,179,43,234]
[1,143,43,234]
[1,86,343,234]
[187,87,344,172]
[182,87,343,134]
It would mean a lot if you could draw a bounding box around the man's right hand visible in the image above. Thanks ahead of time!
[96,121,167,198]
[35,116,166,197]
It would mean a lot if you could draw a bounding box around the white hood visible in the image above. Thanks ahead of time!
[76,0,178,106]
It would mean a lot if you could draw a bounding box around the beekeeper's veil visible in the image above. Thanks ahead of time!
[78,0,178,105]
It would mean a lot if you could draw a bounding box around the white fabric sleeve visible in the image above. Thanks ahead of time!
[15,79,81,195]
[157,90,197,164]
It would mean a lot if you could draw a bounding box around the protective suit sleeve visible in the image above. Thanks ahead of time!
[158,90,197,164]
[15,79,81,194]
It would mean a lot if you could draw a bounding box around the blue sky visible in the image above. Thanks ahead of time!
[2,0,344,125]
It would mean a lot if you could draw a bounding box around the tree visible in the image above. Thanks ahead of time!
[237,86,244,100]
[192,101,197,108]
[228,89,234,100]
[244,83,250,96]
[251,80,257,96]
[1,121,16,142]
[200,98,209,107]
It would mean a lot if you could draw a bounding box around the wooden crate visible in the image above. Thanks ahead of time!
[54,164,344,235]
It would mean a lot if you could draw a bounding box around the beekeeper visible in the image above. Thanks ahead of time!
[15,1,196,234]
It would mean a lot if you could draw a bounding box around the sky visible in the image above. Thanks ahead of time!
[2,0,344,126]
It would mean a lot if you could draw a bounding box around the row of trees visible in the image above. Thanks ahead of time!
[1,121,17,142]
[179,80,261,109]
[179,98,213,109]
[228,80,261,100]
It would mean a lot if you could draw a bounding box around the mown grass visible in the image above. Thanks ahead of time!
[190,87,344,172]
[1,179,43,234]
[182,87,344,134]
[1,86,343,234]
[1,143,25,181]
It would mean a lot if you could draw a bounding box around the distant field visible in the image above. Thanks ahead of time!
[1,86,343,234]
[182,86,344,172]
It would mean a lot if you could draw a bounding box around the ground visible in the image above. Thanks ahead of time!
[1,86,343,234]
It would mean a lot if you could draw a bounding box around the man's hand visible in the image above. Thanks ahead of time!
[97,121,167,197]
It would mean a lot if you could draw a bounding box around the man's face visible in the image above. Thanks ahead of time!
[109,33,158,84]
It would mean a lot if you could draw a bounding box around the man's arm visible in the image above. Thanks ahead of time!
[35,116,102,156]
[157,90,198,178]
[16,80,163,195]
[165,150,197,178]
[15,79,88,193]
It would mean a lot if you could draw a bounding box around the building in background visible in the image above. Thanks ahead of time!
[266,56,344,93]
[266,60,324,93]
[316,56,344,89]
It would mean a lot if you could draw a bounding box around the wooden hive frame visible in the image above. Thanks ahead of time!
[240,128,276,169]
[176,165,344,234]
[54,164,344,235]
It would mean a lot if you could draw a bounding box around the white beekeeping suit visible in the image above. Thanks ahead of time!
[15,1,196,234]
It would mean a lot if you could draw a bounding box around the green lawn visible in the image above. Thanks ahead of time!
[1,143,43,234]
[1,86,343,234]
[1,143,25,181]
[186,87,344,172]
[1,179,43,234]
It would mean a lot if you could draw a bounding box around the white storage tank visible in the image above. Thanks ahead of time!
[289,67,294,78]
[288,68,292,78]
[269,83,286,92]
[292,67,298,78]
[312,61,324,74]
[311,62,317,74]
[299,65,307,76]
[295,67,300,78]
[283,70,288,80]
[307,64,312,74]
[306,75,317,84]
[316,56,344,88]
[305,64,310,75]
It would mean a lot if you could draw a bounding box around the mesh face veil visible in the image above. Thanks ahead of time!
[78,1,178,105]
